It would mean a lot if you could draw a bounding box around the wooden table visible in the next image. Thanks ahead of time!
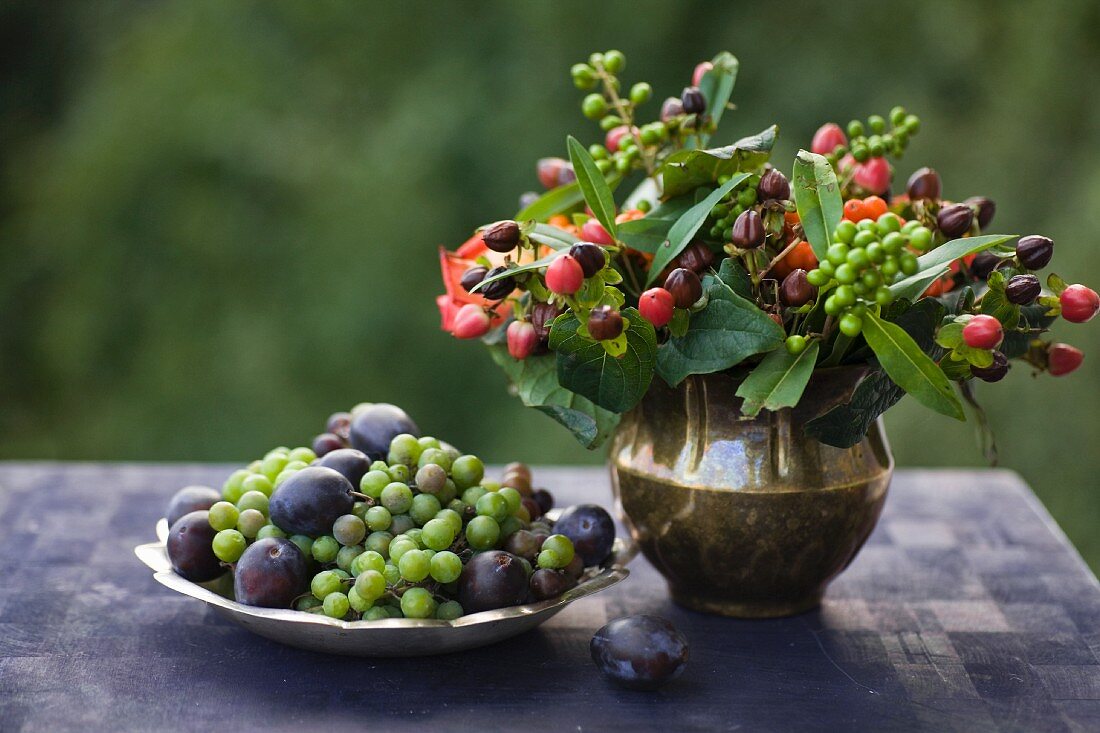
[1,463,1099,732]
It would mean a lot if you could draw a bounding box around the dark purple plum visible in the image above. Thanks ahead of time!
[312,432,345,457]
[590,615,689,690]
[348,403,419,460]
[458,550,528,613]
[234,537,310,608]
[315,448,371,487]
[269,467,354,537]
[166,485,220,527]
[166,510,224,582]
[554,504,615,567]
[529,568,576,600]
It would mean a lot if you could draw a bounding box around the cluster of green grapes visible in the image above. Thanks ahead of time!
[807,215,935,336]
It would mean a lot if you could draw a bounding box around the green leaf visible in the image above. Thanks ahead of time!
[527,223,578,250]
[792,150,843,261]
[656,273,785,386]
[889,234,1016,301]
[515,174,621,222]
[696,52,738,147]
[736,341,820,417]
[862,310,964,420]
[660,126,776,198]
[715,258,753,300]
[934,320,965,350]
[488,347,619,448]
[470,250,563,294]
[616,195,694,254]
[567,135,617,239]
[549,307,657,413]
[646,174,749,285]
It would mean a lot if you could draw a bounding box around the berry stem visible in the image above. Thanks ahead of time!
[591,59,656,177]
[758,239,801,280]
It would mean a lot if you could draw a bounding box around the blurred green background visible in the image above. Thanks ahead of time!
[3,0,1099,565]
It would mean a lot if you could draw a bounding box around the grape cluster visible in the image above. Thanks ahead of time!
[164,408,618,622]
[806,214,933,337]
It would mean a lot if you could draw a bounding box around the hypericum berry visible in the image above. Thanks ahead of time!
[482,220,521,253]
[680,86,706,115]
[530,302,562,344]
[460,266,488,293]
[664,268,702,308]
[1060,284,1100,323]
[811,123,847,156]
[545,254,585,295]
[852,157,891,195]
[970,351,1009,382]
[507,320,539,359]
[580,219,615,245]
[639,288,675,327]
[536,157,574,189]
[660,97,684,122]
[605,125,634,154]
[452,304,492,340]
[785,335,806,355]
[962,314,1003,350]
[757,169,791,201]
[479,266,516,301]
[937,203,974,238]
[1016,235,1054,270]
[969,251,1001,280]
[587,306,624,341]
[731,209,765,249]
[906,167,941,200]
[569,242,606,277]
[839,313,863,337]
[675,242,715,273]
[1005,274,1041,305]
[965,196,996,229]
[1048,343,1084,376]
[691,61,713,86]
[780,269,816,307]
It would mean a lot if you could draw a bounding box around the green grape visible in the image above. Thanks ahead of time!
[400,588,438,619]
[387,464,410,484]
[333,515,367,546]
[421,518,456,551]
[476,492,510,523]
[417,436,441,450]
[435,509,463,535]
[354,569,387,602]
[437,479,458,505]
[404,528,424,547]
[332,568,350,580]
[241,474,273,499]
[435,600,464,621]
[336,544,364,572]
[417,448,453,473]
[221,469,250,502]
[387,433,423,468]
[369,460,389,472]
[543,534,575,565]
[382,563,401,586]
[289,534,313,557]
[398,549,430,582]
[260,454,288,482]
[236,490,269,515]
[323,592,350,619]
[497,487,522,515]
[287,447,316,464]
[466,516,501,551]
[264,447,289,460]
[212,529,246,563]
[450,455,485,490]
[380,482,414,514]
[237,509,266,539]
[388,537,418,563]
[311,570,344,599]
[311,535,340,564]
[537,549,564,569]
[208,501,239,531]
[347,587,372,613]
[430,551,463,584]
[363,607,389,621]
[364,530,393,557]
[389,514,415,535]
[351,501,369,520]
[461,486,488,507]
[447,499,467,516]
[364,506,392,531]
[351,549,386,577]
[296,596,322,612]
[410,493,443,526]
[499,516,523,539]
[273,468,297,487]
[256,524,286,540]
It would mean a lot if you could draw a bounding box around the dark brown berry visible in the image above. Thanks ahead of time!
[460,266,488,293]
[587,306,624,341]
[780,269,816,307]
[970,351,1009,382]
[1005,274,1041,305]
[906,167,941,200]
[757,169,791,201]
[482,220,521,253]
[530,302,562,342]
[936,203,974,238]
[479,266,515,300]
[569,242,607,277]
[731,209,765,249]
[680,86,706,115]
[660,97,684,122]
[969,252,1001,280]
[1016,235,1054,270]
[964,196,996,230]
[675,242,715,273]
[664,268,702,308]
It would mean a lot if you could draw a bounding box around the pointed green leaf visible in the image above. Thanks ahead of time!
[660,126,776,198]
[862,310,964,420]
[616,195,694,253]
[526,223,578,250]
[715,257,753,300]
[646,174,749,285]
[515,173,621,222]
[792,150,842,261]
[889,234,1016,301]
[470,250,563,293]
[736,341,820,417]
[567,135,617,238]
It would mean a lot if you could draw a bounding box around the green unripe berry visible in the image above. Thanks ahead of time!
[869,137,885,157]
[875,286,894,306]
[881,257,899,277]
[629,82,652,105]
[904,115,921,134]
[737,187,757,207]
[588,144,608,160]
[835,220,858,244]
[212,529,246,563]
[853,230,878,249]
[571,63,596,90]
[900,253,919,276]
[599,115,622,131]
[839,313,863,337]
[603,50,626,73]
[806,268,831,287]
[852,145,871,163]
[582,93,608,120]
[785,335,807,355]
[852,281,868,296]
[876,213,901,234]
[834,264,857,285]
[595,159,613,174]
[847,248,871,270]
[817,259,835,277]
[323,592,349,619]
[882,232,906,254]
[834,285,857,307]
[856,219,877,232]
[890,106,907,127]
[824,295,843,316]
[865,242,885,264]
[861,269,882,288]
[640,126,661,146]
[868,115,886,134]
[847,120,865,138]
[826,243,850,266]
[615,156,632,174]
[909,226,933,251]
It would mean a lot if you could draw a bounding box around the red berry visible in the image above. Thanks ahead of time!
[1060,284,1099,323]
[452,304,492,339]
[962,315,1003,350]
[545,254,585,295]
[1048,343,1084,376]
[852,157,891,195]
[811,123,847,156]
[638,288,675,328]
[605,125,637,154]
[580,219,615,245]
[506,320,539,359]
[536,157,574,189]
[691,61,713,87]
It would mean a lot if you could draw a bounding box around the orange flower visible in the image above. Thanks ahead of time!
[436,233,513,336]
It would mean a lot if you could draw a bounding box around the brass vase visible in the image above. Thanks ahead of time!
[609,367,892,618]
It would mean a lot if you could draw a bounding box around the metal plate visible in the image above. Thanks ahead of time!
[136,514,636,656]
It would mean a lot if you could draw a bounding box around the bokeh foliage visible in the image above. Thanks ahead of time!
[2,0,1099,565]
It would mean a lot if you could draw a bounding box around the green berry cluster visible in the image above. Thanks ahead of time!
[706,174,761,240]
[806,215,934,336]
[828,107,921,165]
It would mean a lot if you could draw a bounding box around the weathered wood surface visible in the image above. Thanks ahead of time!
[1,463,1098,732]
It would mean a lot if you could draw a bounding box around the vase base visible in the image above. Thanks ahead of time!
[670,588,822,619]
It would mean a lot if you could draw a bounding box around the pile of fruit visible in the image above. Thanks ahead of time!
[163,403,617,621]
